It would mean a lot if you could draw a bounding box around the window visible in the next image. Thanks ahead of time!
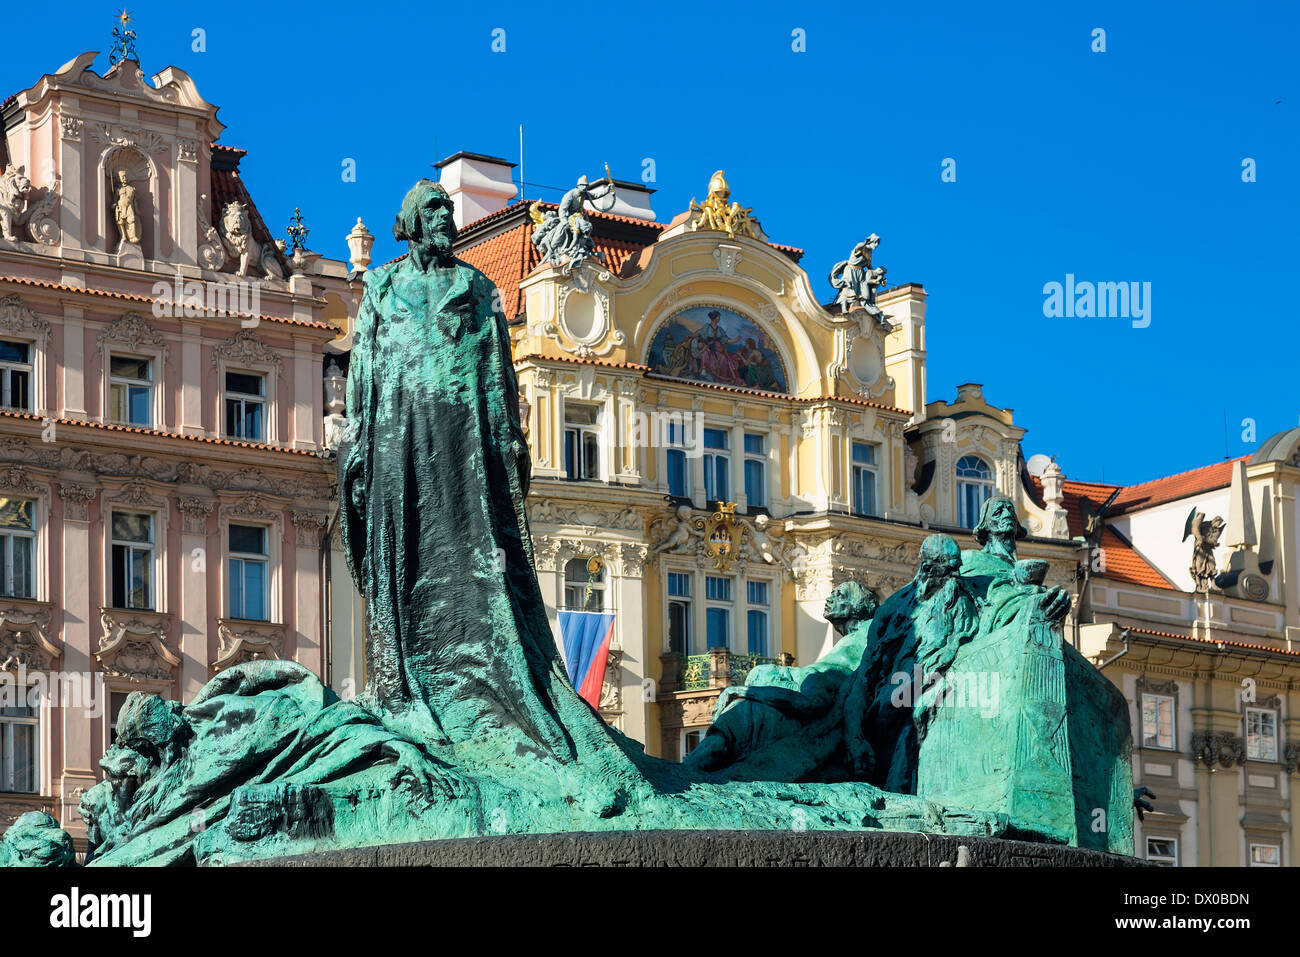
[746,580,770,656]
[109,355,153,427]
[665,420,688,498]
[228,524,269,621]
[681,728,703,757]
[564,557,604,611]
[955,455,993,528]
[743,433,765,509]
[1246,708,1278,762]
[563,405,600,481]
[224,371,266,440]
[667,572,692,655]
[0,341,32,411]
[851,442,878,517]
[108,691,129,748]
[705,575,732,650]
[1141,693,1176,750]
[110,511,154,610]
[1250,843,1280,867]
[0,705,38,793]
[0,497,34,599]
[1145,836,1178,866]
[703,428,729,503]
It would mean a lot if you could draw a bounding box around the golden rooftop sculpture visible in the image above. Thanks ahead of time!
[688,170,759,240]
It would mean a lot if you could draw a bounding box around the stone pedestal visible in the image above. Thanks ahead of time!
[234,830,1148,868]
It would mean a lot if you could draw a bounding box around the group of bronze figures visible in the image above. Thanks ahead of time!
[0,180,1135,866]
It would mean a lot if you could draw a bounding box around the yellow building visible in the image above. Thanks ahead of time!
[412,157,1079,760]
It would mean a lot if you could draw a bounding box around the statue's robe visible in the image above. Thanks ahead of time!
[338,255,644,804]
[842,576,979,793]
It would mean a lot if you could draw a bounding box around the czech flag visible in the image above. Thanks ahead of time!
[558,610,616,708]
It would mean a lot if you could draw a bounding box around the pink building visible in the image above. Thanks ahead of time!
[0,50,366,839]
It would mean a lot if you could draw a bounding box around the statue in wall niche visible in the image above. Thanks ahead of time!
[219,201,284,280]
[1183,509,1225,592]
[829,233,888,320]
[112,169,142,247]
[1,180,1137,868]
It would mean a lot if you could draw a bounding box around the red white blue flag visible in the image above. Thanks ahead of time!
[558,611,616,708]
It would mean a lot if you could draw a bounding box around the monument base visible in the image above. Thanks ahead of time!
[233,829,1147,867]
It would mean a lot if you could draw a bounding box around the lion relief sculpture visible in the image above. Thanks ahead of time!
[218,201,283,279]
[0,165,33,242]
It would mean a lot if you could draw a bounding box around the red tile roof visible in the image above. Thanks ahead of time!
[1032,476,1174,589]
[0,276,341,333]
[454,200,803,319]
[1110,457,1245,513]
[0,409,326,457]
[1125,626,1300,659]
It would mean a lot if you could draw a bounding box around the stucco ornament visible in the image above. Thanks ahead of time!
[1,183,1135,866]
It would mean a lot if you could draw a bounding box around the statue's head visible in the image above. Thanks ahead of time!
[117,169,129,185]
[972,495,1027,546]
[393,179,456,257]
[824,580,879,637]
[914,533,962,598]
[577,175,589,188]
[754,513,769,529]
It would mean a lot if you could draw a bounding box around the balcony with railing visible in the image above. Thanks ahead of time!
[660,647,791,693]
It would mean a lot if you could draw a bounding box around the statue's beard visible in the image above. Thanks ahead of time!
[413,229,454,264]
[914,564,957,602]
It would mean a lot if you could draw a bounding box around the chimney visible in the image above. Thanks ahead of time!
[434,151,518,229]
[592,180,657,221]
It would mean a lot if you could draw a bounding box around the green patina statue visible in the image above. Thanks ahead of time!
[0,183,1133,866]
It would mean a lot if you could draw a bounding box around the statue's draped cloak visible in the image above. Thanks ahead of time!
[338,257,645,800]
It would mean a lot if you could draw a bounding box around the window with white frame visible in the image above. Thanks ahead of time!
[0,340,32,411]
[703,429,730,503]
[564,557,604,611]
[1145,836,1178,866]
[851,442,878,517]
[667,572,692,655]
[681,728,703,757]
[0,497,35,599]
[665,420,688,498]
[0,704,38,793]
[1250,843,1280,867]
[743,433,765,509]
[228,523,270,621]
[746,580,770,656]
[705,575,732,650]
[110,510,154,610]
[109,355,153,427]
[563,405,601,481]
[1246,707,1278,761]
[1141,693,1176,750]
[224,371,266,441]
[955,455,994,528]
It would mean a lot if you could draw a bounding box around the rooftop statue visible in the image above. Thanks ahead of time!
[688,170,759,240]
[829,233,889,323]
[2,182,1135,866]
[530,170,615,270]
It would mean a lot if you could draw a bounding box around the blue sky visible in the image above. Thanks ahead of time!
[7,1,1297,486]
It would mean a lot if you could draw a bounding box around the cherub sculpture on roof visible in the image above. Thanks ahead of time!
[530,166,616,273]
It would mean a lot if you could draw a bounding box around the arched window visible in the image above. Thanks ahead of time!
[564,557,604,611]
[955,455,994,528]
